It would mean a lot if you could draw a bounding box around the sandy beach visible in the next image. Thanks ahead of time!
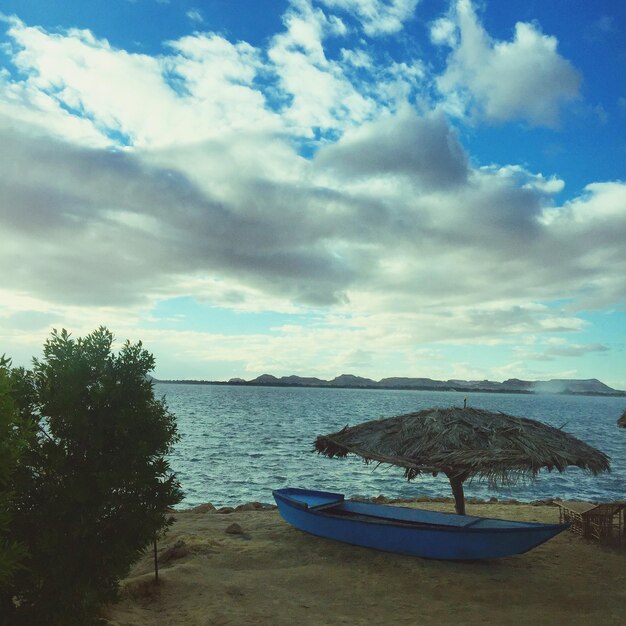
[104,499,626,626]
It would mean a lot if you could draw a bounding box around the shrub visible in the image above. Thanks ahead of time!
[3,328,183,625]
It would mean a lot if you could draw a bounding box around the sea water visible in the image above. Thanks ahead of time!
[157,383,626,508]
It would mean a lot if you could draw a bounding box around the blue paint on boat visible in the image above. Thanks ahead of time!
[273,488,569,560]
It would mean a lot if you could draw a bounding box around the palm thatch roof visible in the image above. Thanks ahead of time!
[315,407,610,514]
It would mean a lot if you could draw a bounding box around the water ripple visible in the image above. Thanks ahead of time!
[159,383,626,508]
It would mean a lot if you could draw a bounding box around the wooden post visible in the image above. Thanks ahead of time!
[447,472,469,515]
[153,535,159,583]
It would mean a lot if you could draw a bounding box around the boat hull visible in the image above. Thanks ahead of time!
[273,488,568,560]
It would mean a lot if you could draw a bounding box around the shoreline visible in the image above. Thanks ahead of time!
[176,496,563,514]
[174,493,624,513]
[154,379,626,397]
[105,498,626,626]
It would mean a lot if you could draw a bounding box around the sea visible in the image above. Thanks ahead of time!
[156,383,626,509]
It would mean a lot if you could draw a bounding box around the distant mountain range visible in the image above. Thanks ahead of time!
[156,374,626,396]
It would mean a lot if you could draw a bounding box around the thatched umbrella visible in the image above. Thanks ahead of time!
[315,406,610,515]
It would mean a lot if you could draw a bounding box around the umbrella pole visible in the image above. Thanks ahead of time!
[448,474,467,515]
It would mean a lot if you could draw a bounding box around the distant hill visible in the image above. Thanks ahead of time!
[329,374,377,387]
[157,374,625,396]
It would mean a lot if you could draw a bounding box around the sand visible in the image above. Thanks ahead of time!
[103,499,626,626]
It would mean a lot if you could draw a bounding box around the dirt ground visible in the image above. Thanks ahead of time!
[103,499,626,626]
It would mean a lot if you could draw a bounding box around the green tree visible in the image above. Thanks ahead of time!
[0,357,28,589]
[4,328,183,625]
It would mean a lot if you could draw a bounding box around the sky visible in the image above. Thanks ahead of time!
[0,0,625,388]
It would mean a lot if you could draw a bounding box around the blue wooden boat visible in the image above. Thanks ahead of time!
[273,488,569,560]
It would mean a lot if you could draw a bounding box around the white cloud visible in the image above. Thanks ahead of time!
[2,17,280,148]
[0,4,623,386]
[545,181,626,224]
[430,17,456,46]
[268,0,376,134]
[5,19,175,145]
[0,69,112,146]
[541,181,626,234]
[318,0,419,36]
[4,103,623,335]
[487,165,565,195]
[1,5,426,148]
[339,48,372,68]
[186,9,203,24]
[437,0,581,126]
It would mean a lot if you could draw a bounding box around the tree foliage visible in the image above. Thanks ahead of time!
[0,357,28,589]
[1,328,183,625]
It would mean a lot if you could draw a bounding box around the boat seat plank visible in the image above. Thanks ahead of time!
[276,488,345,510]
[461,518,484,529]
[309,499,345,511]
[342,501,478,528]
